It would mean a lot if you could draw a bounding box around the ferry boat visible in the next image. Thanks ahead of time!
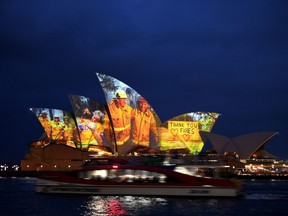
[35,157,244,197]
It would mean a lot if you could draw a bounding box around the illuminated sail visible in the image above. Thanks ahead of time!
[30,108,79,148]
[30,73,220,156]
[159,112,220,154]
[69,95,114,154]
[96,73,161,155]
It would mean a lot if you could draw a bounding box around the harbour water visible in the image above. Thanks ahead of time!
[0,177,287,216]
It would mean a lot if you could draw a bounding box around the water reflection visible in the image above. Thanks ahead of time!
[82,196,167,216]
[82,195,240,216]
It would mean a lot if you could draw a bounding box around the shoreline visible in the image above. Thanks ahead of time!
[0,171,59,178]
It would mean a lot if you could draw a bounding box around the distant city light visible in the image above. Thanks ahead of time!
[0,164,20,171]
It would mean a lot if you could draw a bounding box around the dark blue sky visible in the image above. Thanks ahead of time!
[1,0,288,162]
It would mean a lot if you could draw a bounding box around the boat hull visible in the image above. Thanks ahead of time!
[36,179,243,197]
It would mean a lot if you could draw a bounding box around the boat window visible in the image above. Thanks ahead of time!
[84,159,110,166]
[78,171,89,179]
[78,170,108,180]
[83,159,128,167]
[78,169,170,183]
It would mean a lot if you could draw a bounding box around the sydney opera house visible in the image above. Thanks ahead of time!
[21,73,284,175]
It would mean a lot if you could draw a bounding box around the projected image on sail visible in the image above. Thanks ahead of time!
[69,95,114,154]
[96,73,161,155]
[30,108,79,148]
[158,112,220,154]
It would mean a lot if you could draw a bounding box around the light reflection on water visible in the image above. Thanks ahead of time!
[81,196,228,216]
[75,180,288,215]
[82,196,168,216]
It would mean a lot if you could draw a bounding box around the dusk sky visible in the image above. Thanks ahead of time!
[1,0,288,162]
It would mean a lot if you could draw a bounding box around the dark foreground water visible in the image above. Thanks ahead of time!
[0,177,287,216]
